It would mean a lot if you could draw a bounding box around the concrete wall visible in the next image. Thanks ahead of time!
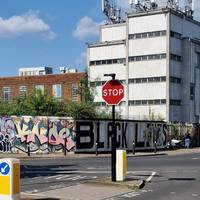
[101,23,126,42]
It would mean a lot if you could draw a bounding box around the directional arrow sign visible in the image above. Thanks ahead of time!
[0,162,10,175]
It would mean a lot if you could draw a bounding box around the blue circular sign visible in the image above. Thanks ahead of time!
[0,162,10,175]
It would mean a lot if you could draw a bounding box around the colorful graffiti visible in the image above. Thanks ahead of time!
[0,116,76,154]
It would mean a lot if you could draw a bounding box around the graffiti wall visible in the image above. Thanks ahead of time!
[75,120,167,153]
[0,116,76,154]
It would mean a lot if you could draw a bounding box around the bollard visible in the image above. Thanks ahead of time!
[0,158,20,200]
[95,142,98,156]
[154,140,157,154]
[64,137,67,157]
[27,143,30,157]
[116,150,127,181]
[132,140,135,155]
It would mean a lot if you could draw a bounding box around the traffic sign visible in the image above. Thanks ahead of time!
[0,162,10,175]
[102,80,124,105]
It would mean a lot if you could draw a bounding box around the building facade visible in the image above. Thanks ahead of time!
[19,67,53,76]
[87,8,200,123]
[0,69,85,102]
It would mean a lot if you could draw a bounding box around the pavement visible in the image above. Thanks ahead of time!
[1,147,200,200]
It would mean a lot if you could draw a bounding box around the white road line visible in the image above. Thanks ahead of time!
[192,158,199,160]
[56,175,70,180]
[146,171,156,182]
[44,175,63,180]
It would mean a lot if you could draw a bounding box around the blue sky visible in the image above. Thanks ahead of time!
[0,0,199,77]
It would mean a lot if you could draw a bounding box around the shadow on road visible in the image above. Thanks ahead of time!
[168,178,196,181]
[21,164,78,178]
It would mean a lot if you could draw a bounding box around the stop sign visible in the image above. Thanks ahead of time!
[102,80,124,105]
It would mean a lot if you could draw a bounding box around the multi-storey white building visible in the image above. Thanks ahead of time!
[87,6,200,123]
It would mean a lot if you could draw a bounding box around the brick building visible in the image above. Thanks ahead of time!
[0,69,86,102]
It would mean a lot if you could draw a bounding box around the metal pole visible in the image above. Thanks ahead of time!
[132,139,135,155]
[95,142,98,156]
[104,73,116,182]
[154,140,157,154]
[64,128,67,157]
[111,104,116,182]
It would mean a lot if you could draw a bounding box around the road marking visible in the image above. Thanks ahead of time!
[146,172,156,182]
[44,175,63,180]
[170,192,176,195]
[192,194,199,197]
[192,158,199,160]
[56,175,70,180]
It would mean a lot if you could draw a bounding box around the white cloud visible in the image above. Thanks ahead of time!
[73,16,100,40]
[0,10,56,40]
[75,52,87,65]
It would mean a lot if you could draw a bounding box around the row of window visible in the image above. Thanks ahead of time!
[170,31,182,39]
[90,80,125,87]
[128,53,166,62]
[170,99,181,106]
[95,101,125,106]
[170,76,181,84]
[95,99,182,106]
[170,54,181,62]
[129,76,166,84]
[90,76,182,86]
[89,58,125,66]
[128,30,182,41]
[90,53,182,66]
[129,30,166,40]
[129,99,166,106]
[2,84,79,102]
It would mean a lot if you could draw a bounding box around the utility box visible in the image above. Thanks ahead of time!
[116,150,127,181]
[0,158,20,200]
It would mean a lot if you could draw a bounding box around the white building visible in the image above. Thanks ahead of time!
[87,6,200,123]
[19,67,53,76]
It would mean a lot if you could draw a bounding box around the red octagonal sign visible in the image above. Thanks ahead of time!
[102,80,124,105]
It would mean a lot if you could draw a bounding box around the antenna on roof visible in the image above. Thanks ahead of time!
[102,0,122,24]
[184,0,193,17]
[129,0,158,12]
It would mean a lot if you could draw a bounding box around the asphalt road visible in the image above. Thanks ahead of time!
[21,152,200,199]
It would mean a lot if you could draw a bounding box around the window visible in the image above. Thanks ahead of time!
[170,31,182,39]
[52,84,62,98]
[129,54,166,62]
[3,87,11,102]
[129,30,166,40]
[71,83,78,102]
[35,85,44,93]
[170,99,181,106]
[89,58,126,66]
[19,86,27,97]
[170,76,181,84]
[170,54,181,62]
[128,76,166,84]
[129,99,166,106]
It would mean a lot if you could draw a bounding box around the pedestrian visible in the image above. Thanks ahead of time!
[184,131,190,148]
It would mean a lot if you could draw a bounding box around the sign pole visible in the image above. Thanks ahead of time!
[104,73,117,182]
[111,104,116,182]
